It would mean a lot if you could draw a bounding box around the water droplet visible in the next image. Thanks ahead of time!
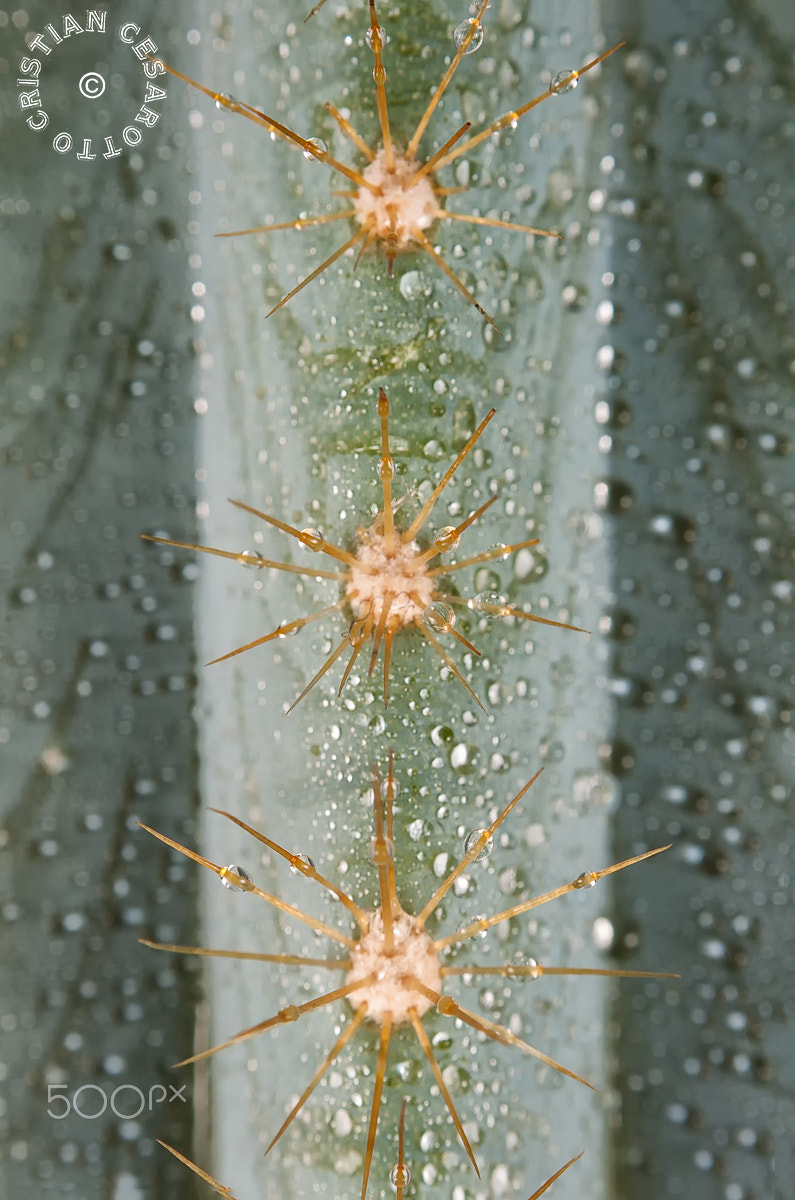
[453,18,484,53]
[592,917,615,950]
[280,1004,299,1023]
[436,994,456,1015]
[290,853,315,876]
[450,743,479,773]
[365,24,386,50]
[300,527,324,551]
[302,137,328,161]
[423,600,456,633]
[550,69,578,95]
[220,864,253,891]
[239,549,265,569]
[379,456,395,482]
[572,770,619,811]
[474,567,501,594]
[572,870,597,889]
[369,836,395,866]
[509,955,540,979]
[398,269,432,301]
[464,828,493,861]
[514,545,549,583]
[390,1164,411,1189]
[474,590,509,613]
[433,525,460,553]
[215,92,238,109]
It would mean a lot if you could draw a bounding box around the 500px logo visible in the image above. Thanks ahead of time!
[17,10,168,161]
[47,1082,187,1119]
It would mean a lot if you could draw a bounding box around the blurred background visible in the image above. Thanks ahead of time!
[1,1,792,1198]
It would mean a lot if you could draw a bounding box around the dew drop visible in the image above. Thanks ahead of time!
[436,994,456,1015]
[239,549,265,569]
[215,92,239,109]
[464,828,493,861]
[220,864,253,891]
[572,770,619,811]
[379,456,395,482]
[572,870,598,889]
[434,525,460,552]
[550,69,578,94]
[515,545,549,583]
[453,18,484,53]
[398,269,432,301]
[474,590,509,613]
[369,836,395,866]
[390,1164,411,1189]
[450,742,478,773]
[474,567,501,593]
[300,527,324,551]
[365,24,386,50]
[289,853,315,876]
[423,600,455,633]
[510,955,540,979]
[302,137,328,161]
[592,916,615,950]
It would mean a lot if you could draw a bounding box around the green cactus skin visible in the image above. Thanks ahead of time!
[154,1,628,1196]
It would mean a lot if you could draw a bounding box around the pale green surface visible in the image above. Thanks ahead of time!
[3,0,790,1198]
[184,1,622,1196]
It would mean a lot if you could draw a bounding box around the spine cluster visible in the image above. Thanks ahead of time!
[140,4,668,1198]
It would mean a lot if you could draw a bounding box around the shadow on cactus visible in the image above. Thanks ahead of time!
[141,756,673,1199]
[143,388,586,712]
[155,0,622,330]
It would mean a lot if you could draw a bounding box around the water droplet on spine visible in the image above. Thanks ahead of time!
[365,25,386,50]
[300,527,324,551]
[423,601,456,633]
[303,136,328,161]
[433,525,460,553]
[572,870,598,889]
[463,828,493,861]
[390,1163,411,1189]
[239,549,265,569]
[369,836,395,866]
[550,69,578,94]
[220,864,253,891]
[290,853,315,876]
[453,18,484,53]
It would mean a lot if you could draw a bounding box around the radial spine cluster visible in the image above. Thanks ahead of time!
[135,4,671,1199]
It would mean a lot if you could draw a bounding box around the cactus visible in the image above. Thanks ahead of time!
[135,2,655,1196]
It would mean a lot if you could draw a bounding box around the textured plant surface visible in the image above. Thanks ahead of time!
[145,389,586,713]
[142,760,670,1196]
[142,0,633,1196]
[3,0,791,1198]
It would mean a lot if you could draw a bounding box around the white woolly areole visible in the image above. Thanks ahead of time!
[346,909,442,1025]
[346,534,435,627]
[353,150,439,247]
